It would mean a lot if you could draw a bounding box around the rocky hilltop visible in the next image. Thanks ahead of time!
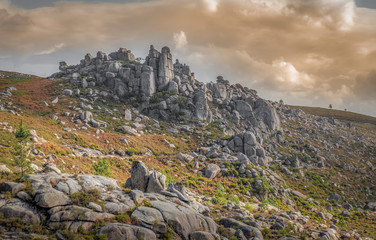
[0,46,375,240]
[52,45,280,132]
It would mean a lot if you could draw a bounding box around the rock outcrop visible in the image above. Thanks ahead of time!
[0,163,219,239]
[125,161,166,194]
[51,45,281,133]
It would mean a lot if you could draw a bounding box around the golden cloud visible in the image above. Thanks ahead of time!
[0,0,375,115]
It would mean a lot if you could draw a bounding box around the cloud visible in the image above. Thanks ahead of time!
[34,43,65,55]
[173,31,188,50]
[354,71,376,100]
[271,59,313,87]
[0,0,376,115]
[203,0,218,12]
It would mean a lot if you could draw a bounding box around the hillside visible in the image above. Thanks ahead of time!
[289,105,376,127]
[0,46,375,240]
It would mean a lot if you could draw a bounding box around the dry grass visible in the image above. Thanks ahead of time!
[289,105,376,126]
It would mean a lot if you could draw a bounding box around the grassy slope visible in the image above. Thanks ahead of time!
[1,70,376,238]
[289,105,376,126]
[287,105,376,237]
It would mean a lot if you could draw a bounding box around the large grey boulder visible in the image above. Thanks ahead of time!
[84,53,93,66]
[146,171,166,194]
[365,202,376,211]
[253,99,280,130]
[205,164,221,179]
[48,205,115,232]
[177,152,194,162]
[235,100,253,119]
[194,89,210,121]
[145,45,160,78]
[103,201,136,215]
[0,199,40,225]
[129,161,150,192]
[0,164,12,173]
[55,178,82,195]
[157,46,174,90]
[219,218,263,240]
[62,89,73,96]
[29,129,47,143]
[243,131,257,147]
[129,189,144,203]
[167,183,190,202]
[168,81,179,94]
[114,80,127,97]
[291,190,307,200]
[319,228,339,240]
[124,109,132,121]
[109,48,135,61]
[119,67,131,79]
[328,193,343,202]
[127,161,166,194]
[150,200,217,240]
[121,125,140,136]
[1,182,25,195]
[108,62,121,73]
[140,66,156,96]
[131,206,167,233]
[80,111,94,122]
[35,188,71,208]
[59,61,68,70]
[206,77,230,100]
[190,231,216,240]
[98,223,157,240]
[78,175,120,192]
[43,163,61,174]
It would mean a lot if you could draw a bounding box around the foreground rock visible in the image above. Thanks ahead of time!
[125,161,166,193]
[219,218,263,240]
[0,163,221,239]
[98,223,157,240]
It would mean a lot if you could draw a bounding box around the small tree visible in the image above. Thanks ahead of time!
[93,158,111,176]
[14,119,31,177]
[328,104,332,109]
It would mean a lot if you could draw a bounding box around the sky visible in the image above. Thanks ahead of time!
[0,0,376,116]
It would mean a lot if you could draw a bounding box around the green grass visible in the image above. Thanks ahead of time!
[0,71,37,86]
[289,105,376,125]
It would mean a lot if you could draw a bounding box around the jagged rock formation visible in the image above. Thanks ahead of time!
[51,45,280,133]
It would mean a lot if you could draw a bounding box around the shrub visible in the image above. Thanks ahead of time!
[245,202,253,212]
[211,183,229,205]
[93,159,111,176]
[216,183,226,198]
[226,116,235,128]
[220,135,233,141]
[262,227,271,237]
[14,119,31,177]
[126,148,137,156]
[70,189,100,206]
[115,214,132,224]
[260,199,269,212]
[230,194,240,204]
[176,96,188,108]
[143,200,152,207]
